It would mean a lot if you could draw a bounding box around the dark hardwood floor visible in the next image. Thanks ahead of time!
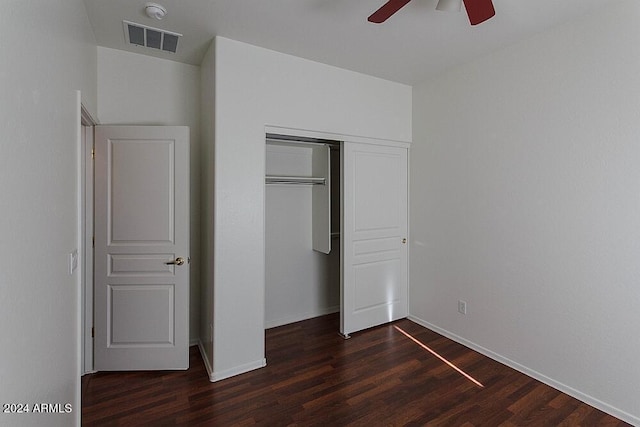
[82,314,630,426]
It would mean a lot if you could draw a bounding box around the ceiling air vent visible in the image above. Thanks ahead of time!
[123,20,182,53]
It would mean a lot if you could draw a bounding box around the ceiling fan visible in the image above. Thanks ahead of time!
[368,0,495,26]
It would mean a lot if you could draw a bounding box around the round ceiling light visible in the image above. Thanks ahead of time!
[145,3,167,20]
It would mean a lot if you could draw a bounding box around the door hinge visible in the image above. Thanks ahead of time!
[91,327,94,338]
[92,236,95,248]
[91,147,95,159]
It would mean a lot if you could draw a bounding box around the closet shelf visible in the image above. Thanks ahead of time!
[265,175,326,186]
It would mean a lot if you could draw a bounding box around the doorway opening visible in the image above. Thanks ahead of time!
[264,133,342,333]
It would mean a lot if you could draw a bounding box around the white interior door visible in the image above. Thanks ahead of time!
[94,125,189,370]
[341,141,408,337]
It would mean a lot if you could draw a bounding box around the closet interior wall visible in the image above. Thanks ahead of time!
[265,137,340,328]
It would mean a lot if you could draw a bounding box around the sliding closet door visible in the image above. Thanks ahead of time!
[341,142,408,337]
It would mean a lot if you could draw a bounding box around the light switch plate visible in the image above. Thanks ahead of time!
[69,249,79,275]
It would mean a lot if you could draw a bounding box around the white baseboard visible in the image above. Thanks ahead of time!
[407,315,640,426]
[265,305,340,329]
[197,339,266,383]
[197,340,214,380]
[210,358,267,382]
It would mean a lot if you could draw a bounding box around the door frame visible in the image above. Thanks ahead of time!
[80,103,97,375]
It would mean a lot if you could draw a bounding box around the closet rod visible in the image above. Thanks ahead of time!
[265,176,326,186]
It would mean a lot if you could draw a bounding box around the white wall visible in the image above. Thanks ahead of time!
[97,47,201,343]
[410,1,640,423]
[202,37,411,380]
[0,1,97,426]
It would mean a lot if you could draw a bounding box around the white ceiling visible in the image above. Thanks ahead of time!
[83,0,609,85]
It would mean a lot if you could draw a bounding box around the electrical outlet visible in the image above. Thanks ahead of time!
[458,300,467,315]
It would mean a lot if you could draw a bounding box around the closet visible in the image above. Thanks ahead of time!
[265,134,341,328]
[265,131,410,337]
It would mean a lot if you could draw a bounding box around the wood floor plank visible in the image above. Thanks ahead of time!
[82,314,631,426]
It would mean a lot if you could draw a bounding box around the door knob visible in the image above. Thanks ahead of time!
[165,257,185,266]
[402,238,407,244]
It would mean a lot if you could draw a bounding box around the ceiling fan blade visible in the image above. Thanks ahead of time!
[368,0,413,23]
[462,0,495,25]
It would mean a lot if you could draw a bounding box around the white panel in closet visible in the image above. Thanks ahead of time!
[312,145,331,254]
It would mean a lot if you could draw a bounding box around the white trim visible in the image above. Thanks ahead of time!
[210,358,267,383]
[81,104,96,127]
[265,125,411,149]
[79,99,96,385]
[265,306,340,329]
[197,340,214,380]
[76,92,83,427]
[82,125,95,375]
[407,315,640,426]
[199,341,267,383]
[405,144,411,333]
